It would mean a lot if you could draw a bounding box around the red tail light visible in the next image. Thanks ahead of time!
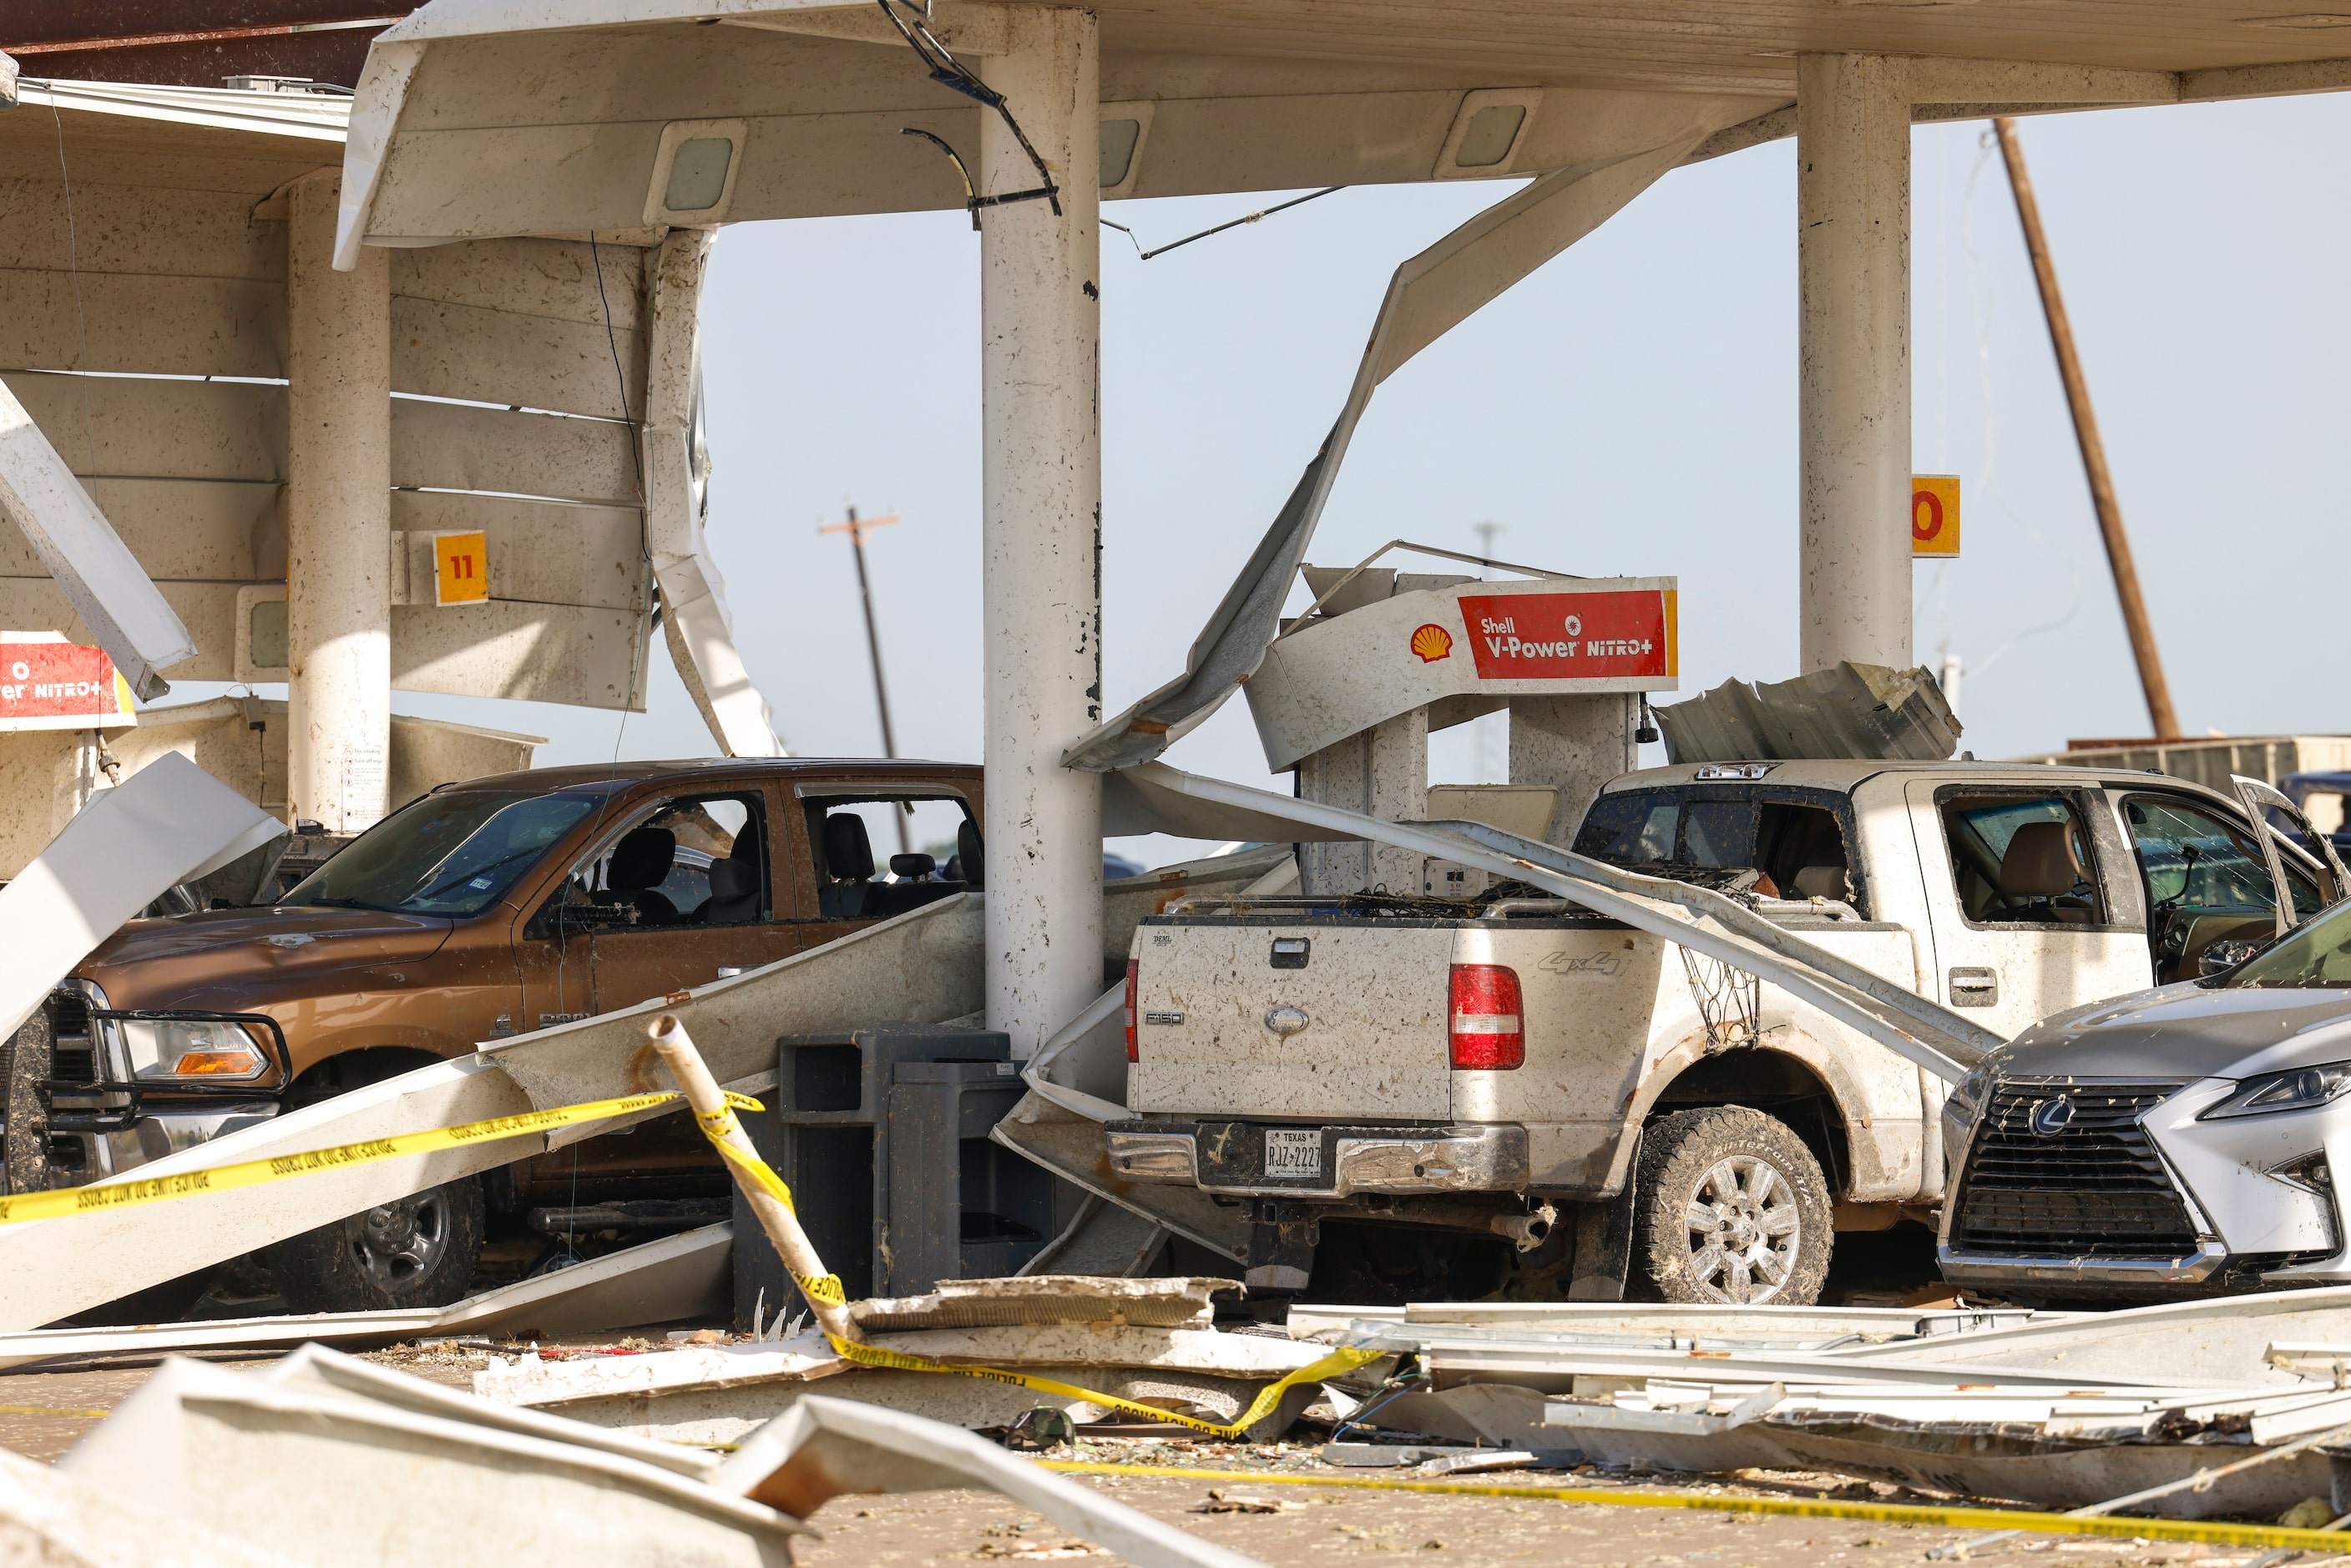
[1125,959,1140,1062]
[1449,964,1524,1070]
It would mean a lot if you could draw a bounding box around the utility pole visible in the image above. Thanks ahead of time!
[820,503,910,853]
[1994,117,2182,741]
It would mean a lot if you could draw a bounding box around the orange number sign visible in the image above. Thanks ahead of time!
[434,530,490,606]
[1911,474,1960,559]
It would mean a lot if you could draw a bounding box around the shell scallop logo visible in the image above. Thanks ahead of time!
[1408,623,1454,663]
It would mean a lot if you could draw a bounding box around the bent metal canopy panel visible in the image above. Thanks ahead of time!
[1246,574,1676,770]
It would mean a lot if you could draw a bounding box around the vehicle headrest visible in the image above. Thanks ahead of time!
[2000,820,2082,898]
[957,820,983,889]
[705,858,758,901]
[891,852,936,880]
[1791,864,1850,902]
[608,827,675,892]
[822,813,875,882]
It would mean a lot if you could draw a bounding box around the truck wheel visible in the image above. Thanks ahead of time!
[1633,1106,1831,1306]
[269,1177,486,1313]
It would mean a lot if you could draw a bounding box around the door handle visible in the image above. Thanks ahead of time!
[1949,966,1999,1007]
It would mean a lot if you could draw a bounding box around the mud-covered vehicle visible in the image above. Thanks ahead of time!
[1106,759,2341,1302]
[3,758,983,1315]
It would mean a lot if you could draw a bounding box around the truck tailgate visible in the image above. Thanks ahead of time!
[1127,919,1454,1120]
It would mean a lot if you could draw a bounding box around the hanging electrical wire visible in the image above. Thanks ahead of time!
[1959,125,2081,684]
[1100,185,1346,260]
[877,0,1059,227]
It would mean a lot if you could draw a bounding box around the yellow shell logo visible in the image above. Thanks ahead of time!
[1409,623,1454,663]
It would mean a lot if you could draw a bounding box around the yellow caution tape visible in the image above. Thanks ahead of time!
[0,1090,764,1228]
[687,1112,1385,1440]
[822,1335,1383,1442]
[1032,1464,2351,1555]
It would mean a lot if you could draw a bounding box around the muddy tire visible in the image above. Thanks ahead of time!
[3,1006,53,1196]
[269,1177,486,1313]
[1633,1106,1832,1306]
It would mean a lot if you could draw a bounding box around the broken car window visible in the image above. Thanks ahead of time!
[284,792,599,918]
[1575,792,1685,866]
[1679,801,1753,868]
[1939,796,2103,926]
[2125,795,2321,983]
[547,794,769,930]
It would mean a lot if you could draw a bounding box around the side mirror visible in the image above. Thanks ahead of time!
[2199,938,2263,978]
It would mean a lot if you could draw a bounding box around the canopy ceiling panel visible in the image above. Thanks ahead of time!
[341,0,2351,258]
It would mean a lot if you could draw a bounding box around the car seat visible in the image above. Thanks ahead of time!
[607,827,680,925]
[1998,820,2093,923]
[695,857,761,924]
[820,812,876,918]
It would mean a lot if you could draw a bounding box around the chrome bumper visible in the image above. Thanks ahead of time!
[1936,1241,2229,1288]
[38,1105,281,1185]
[1103,1120,1529,1198]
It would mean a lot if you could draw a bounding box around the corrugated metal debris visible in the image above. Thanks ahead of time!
[1298,1292,2351,1518]
[1656,661,1962,764]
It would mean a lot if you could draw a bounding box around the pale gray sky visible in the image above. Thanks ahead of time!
[381,92,2351,862]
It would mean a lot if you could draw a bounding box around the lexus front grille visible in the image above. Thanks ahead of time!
[1952,1081,2201,1258]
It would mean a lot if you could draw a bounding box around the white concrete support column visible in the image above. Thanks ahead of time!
[1509,695,1637,847]
[1798,53,1912,673]
[286,173,392,832]
[981,8,1103,1055]
[1299,711,1428,896]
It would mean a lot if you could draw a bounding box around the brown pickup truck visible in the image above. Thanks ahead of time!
[9,757,983,1314]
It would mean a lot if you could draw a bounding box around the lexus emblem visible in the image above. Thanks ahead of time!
[2030,1097,2076,1137]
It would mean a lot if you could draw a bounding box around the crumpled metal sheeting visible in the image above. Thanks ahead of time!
[477,1321,1329,1409]
[474,1321,1337,1448]
[61,1352,803,1566]
[0,1222,732,1374]
[1656,662,1962,764]
[0,1441,314,1568]
[849,1274,1231,1333]
[720,1395,1267,1568]
[1322,1293,2351,1518]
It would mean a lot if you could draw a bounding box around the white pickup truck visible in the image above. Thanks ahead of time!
[1105,758,2339,1303]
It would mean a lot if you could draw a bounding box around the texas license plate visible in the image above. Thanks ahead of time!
[1263,1128,1322,1179]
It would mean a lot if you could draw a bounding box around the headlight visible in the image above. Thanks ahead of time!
[116,1018,269,1082]
[2202,1060,2351,1120]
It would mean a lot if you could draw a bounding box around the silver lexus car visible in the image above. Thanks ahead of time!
[1940,903,2351,1300]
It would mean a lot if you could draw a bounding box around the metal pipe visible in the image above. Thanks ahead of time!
[1993,116,2182,741]
[647,1014,862,1345]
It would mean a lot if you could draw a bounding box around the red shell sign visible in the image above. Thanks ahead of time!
[0,636,137,731]
[1457,589,1673,680]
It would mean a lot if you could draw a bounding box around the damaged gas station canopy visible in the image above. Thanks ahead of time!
[0,76,781,758]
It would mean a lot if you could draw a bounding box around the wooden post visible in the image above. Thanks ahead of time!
[647,1014,863,1344]
[1994,117,2182,741]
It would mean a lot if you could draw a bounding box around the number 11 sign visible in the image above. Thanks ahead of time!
[434,530,490,606]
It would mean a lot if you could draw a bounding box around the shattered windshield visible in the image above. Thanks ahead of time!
[282,792,601,918]
[2225,899,2351,989]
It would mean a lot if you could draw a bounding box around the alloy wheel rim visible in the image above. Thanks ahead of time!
[346,1191,451,1291]
[1681,1154,1801,1304]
